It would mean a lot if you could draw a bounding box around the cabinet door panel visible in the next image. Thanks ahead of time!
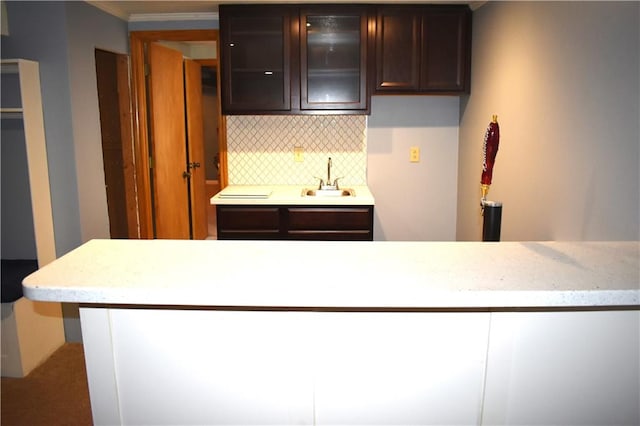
[314,313,490,425]
[375,8,421,92]
[107,309,315,425]
[483,311,640,426]
[221,7,291,112]
[300,7,369,111]
[421,9,471,92]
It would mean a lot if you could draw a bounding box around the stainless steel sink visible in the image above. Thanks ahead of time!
[302,188,355,197]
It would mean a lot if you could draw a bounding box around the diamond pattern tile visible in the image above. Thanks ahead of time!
[226,115,367,185]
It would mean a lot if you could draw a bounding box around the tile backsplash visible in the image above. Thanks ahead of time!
[226,115,367,186]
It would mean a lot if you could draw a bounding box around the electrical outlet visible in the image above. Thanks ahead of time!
[294,146,304,162]
[410,146,420,163]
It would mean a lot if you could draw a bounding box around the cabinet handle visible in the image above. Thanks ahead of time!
[182,171,191,179]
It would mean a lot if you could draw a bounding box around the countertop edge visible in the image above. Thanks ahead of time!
[210,185,375,206]
[22,288,640,310]
[21,240,640,310]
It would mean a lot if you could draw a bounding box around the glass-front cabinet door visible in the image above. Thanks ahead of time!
[220,6,291,113]
[300,7,368,111]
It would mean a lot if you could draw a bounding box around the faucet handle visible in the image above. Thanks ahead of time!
[314,176,324,189]
[332,177,343,189]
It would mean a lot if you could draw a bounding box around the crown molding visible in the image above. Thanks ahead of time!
[86,1,129,20]
[129,12,219,22]
[469,1,487,11]
[86,2,218,22]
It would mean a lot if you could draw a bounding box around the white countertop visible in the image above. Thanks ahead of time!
[210,185,375,205]
[22,240,639,309]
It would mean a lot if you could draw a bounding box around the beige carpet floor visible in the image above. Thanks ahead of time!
[1,343,92,426]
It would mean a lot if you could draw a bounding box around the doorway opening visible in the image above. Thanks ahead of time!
[200,65,221,238]
[130,30,225,239]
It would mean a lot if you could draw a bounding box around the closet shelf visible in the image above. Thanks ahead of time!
[1,108,24,119]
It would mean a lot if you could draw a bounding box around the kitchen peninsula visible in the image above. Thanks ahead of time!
[23,240,639,426]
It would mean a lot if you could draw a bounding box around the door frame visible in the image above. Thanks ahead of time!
[130,30,226,239]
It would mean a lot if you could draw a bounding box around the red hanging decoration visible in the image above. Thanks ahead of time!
[481,115,500,199]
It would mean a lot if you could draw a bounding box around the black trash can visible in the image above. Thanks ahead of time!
[482,200,502,242]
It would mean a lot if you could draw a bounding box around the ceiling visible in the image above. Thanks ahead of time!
[87,1,484,21]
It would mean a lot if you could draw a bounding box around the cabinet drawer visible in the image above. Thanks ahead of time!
[286,207,372,230]
[287,230,372,241]
[216,207,280,230]
[216,205,373,241]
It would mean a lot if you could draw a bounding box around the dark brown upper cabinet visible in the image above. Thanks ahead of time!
[220,6,291,112]
[375,5,472,94]
[220,4,370,115]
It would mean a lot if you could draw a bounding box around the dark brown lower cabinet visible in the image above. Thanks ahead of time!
[216,205,373,241]
[216,206,280,239]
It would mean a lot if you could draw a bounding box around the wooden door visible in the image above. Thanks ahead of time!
[96,49,128,238]
[95,49,137,239]
[184,59,208,240]
[148,43,190,239]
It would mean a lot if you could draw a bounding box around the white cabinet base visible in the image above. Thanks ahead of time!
[80,308,490,426]
[482,311,640,426]
[79,307,639,426]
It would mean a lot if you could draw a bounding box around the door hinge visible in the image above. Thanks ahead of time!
[149,156,153,168]
[144,63,150,77]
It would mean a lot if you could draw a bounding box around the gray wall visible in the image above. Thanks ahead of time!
[2,1,128,250]
[1,117,37,259]
[1,1,129,342]
[457,1,639,241]
[368,96,460,241]
[65,2,129,242]
[2,1,82,258]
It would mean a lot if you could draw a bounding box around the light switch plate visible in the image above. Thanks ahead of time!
[410,146,420,163]
[294,146,304,162]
